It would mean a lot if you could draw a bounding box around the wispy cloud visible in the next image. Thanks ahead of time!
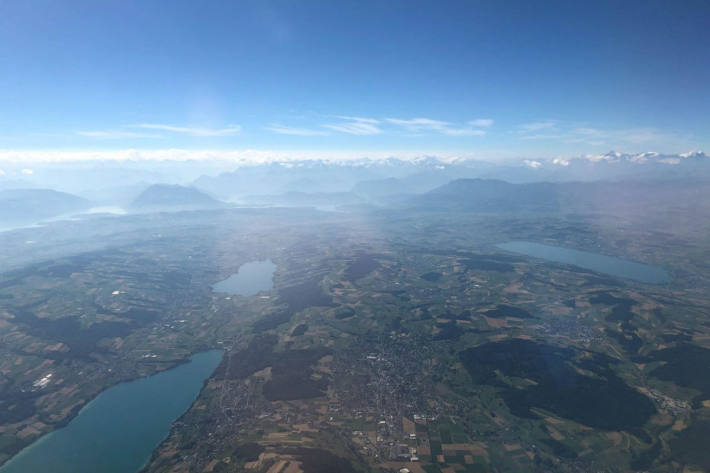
[571,127,605,136]
[518,120,558,132]
[469,118,494,127]
[516,120,693,150]
[76,130,163,139]
[266,124,329,136]
[618,129,668,144]
[335,115,379,123]
[133,124,241,136]
[519,133,566,140]
[386,117,449,132]
[518,121,589,141]
[322,116,382,135]
[565,127,676,146]
[386,117,487,136]
[441,128,486,136]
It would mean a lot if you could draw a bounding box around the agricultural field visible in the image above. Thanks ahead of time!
[1,206,710,473]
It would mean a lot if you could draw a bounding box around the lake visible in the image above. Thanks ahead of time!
[0,350,223,473]
[496,241,670,284]
[212,259,276,296]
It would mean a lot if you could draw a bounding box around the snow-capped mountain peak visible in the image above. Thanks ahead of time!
[679,150,707,159]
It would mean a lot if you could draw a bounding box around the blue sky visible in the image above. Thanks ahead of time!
[1,0,708,160]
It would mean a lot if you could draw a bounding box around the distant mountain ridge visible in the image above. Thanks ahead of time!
[191,158,482,200]
[191,151,709,200]
[131,184,222,209]
[416,178,710,215]
[0,189,90,225]
[3,151,707,206]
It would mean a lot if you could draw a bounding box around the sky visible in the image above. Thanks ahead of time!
[1,0,709,162]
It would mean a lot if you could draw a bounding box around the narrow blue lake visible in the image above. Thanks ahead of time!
[0,350,223,473]
[496,241,670,284]
[212,259,276,296]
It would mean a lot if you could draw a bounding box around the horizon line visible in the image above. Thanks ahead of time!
[0,148,704,165]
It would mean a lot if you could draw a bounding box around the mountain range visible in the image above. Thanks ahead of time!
[1,151,708,222]
[2,151,708,203]
[191,151,710,200]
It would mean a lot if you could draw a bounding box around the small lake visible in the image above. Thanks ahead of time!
[496,241,670,284]
[0,350,223,473]
[212,259,276,296]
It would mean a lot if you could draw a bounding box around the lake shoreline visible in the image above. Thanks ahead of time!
[0,350,224,473]
[496,240,671,285]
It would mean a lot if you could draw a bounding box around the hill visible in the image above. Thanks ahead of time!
[0,189,90,225]
[419,179,561,211]
[131,184,222,210]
